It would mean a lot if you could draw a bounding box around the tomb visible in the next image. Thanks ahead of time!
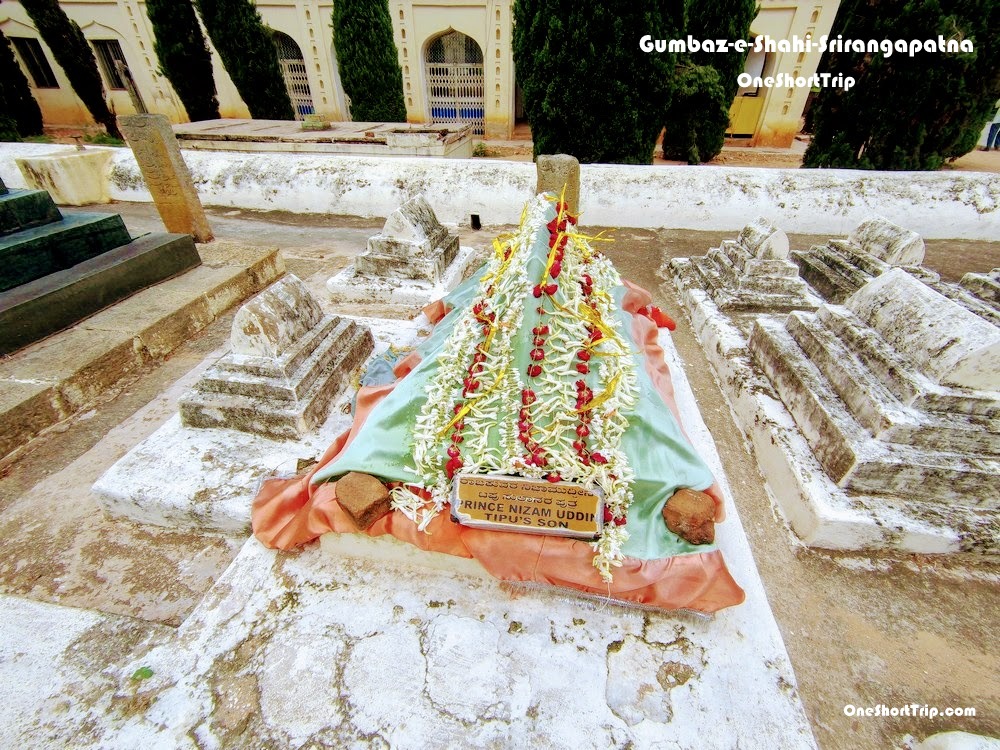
[669,218,999,554]
[670,216,820,325]
[257,193,746,613]
[326,194,477,308]
[179,274,374,440]
[0,175,201,356]
[791,216,925,303]
[94,275,380,533]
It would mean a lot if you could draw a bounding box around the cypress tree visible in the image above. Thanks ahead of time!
[19,0,121,139]
[662,0,757,164]
[145,0,220,121]
[332,0,406,122]
[0,28,44,138]
[804,0,1000,170]
[513,1,684,164]
[194,0,294,120]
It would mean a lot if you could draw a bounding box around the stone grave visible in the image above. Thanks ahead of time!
[93,275,380,533]
[791,216,925,303]
[670,216,820,329]
[326,194,477,307]
[39,320,817,748]
[0,178,200,355]
[668,218,999,554]
[179,274,373,440]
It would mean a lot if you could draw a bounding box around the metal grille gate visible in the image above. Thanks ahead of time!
[426,31,484,135]
[273,32,314,119]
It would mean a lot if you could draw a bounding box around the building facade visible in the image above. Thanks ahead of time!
[3,0,835,147]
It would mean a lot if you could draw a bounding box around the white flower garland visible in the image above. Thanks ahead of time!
[397,195,638,582]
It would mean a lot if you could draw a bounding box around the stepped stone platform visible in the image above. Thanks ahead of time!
[668,222,1000,554]
[0,184,203,355]
[95,315,419,534]
[51,326,816,747]
[0,241,284,464]
[791,217,925,303]
[669,217,820,325]
[327,194,478,308]
[179,275,374,440]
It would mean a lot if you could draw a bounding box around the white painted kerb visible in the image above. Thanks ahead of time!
[1,143,996,239]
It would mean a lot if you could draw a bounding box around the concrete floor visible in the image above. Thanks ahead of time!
[3,201,998,749]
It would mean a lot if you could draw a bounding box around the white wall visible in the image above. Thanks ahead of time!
[1,143,997,240]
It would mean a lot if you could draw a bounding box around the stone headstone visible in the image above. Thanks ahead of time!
[354,194,459,284]
[180,275,373,439]
[536,154,581,215]
[736,217,790,260]
[117,114,213,243]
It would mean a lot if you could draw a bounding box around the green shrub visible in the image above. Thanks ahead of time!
[332,0,406,122]
[662,0,757,164]
[194,0,294,120]
[0,30,43,137]
[804,0,1000,170]
[145,0,220,122]
[513,1,683,164]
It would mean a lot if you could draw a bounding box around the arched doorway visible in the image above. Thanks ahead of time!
[272,31,314,119]
[425,30,484,135]
[727,38,774,141]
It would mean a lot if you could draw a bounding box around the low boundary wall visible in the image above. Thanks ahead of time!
[2,143,996,240]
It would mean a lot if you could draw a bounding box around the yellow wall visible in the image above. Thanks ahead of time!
[4,0,830,146]
[729,0,840,147]
[391,0,514,139]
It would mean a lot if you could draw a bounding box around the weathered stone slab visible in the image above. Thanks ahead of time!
[118,114,213,242]
[846,268,1000,391]
[180,275,374,440]
[15,148,113,206]
[536,153,581,215]
[960,268,1000,309]
[848,217,925,266]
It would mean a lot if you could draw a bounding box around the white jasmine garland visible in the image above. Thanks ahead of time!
[397,195,639,582]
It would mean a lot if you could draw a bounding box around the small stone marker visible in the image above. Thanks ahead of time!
[117,113,213,243]
[355,194,459,284]
[451,474,603,540]
[536,154,580,215]
[662,488,716,545]
[335,472,391,529]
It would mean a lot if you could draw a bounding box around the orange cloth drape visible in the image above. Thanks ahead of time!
[252,286,744,613]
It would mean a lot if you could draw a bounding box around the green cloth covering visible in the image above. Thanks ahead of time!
[313,210,717,561]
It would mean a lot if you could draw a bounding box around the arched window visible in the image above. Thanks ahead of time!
[272,31,314,119]
[425,31,484,135]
